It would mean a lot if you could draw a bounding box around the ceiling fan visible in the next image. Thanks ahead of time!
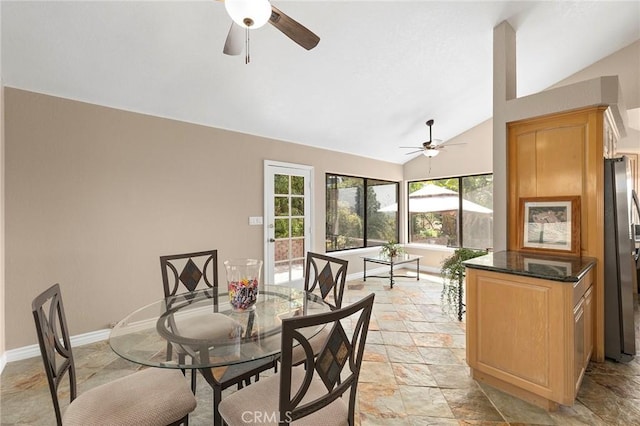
[400,119,465,158]
[221,0,320,62]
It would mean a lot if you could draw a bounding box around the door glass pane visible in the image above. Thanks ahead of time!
[275,218,289,238]
[274,174,289,195]
[291,197,304,216]
[290,258,304,282]
[291,218,304,237]
[275,197,289,216]
[291,238,304,258]
[291,176,304,195]
[274,240,289,262]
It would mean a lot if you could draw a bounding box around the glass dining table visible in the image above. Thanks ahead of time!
[110,285,330,368]
[109,285,330,423]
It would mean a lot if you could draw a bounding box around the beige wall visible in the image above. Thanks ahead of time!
[4,88,402,349]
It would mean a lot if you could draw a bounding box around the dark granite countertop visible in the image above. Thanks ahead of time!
[463,250,596,282]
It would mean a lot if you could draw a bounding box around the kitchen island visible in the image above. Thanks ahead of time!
[464,251,597,411]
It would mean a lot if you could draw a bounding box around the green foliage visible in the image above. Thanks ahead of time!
[379,241,404,258]
[440,248,487,319]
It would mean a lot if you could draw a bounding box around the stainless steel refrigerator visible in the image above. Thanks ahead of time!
[604,156,636,362]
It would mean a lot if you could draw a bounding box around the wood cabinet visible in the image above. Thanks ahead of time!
[466,264,594,410]
[507,106,618,361]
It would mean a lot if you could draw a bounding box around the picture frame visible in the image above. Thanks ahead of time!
[518,196,581,256]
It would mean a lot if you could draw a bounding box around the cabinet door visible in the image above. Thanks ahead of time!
[574,297,586,394]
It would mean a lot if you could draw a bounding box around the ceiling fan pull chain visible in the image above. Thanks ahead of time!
[245,27,250,64]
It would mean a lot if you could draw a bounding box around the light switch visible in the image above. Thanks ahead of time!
[249,216,263,225]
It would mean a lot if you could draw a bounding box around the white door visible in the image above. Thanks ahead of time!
[264,161,313,287]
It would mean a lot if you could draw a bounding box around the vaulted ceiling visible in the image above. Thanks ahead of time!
[3,1,639,164]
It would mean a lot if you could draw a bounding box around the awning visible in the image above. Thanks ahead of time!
[379,183,492,214]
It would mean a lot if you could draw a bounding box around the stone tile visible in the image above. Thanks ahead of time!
[477,382,555,425]
[418,347,464,366]
[440,386,505,422]
[360,412,410,425]
[398,385,454,417]
[377,311,404,321]
[575,375,640,424]
[357,383,406,416]
[360,361,397,384]
[406,416,459,425]
[404,321,439,333]
[547,401,610,426]
[392,363,438,386]
[587,373,640,399]
[378,319,409,332]
[366,330,384,345]
[386,345,425,364]
[381,331,416,347]
[364,343,389,362]
[410,332,455,348]
[427,364,475,389]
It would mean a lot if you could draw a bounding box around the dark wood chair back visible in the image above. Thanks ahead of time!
[304,252,348,309]
[160,249,218,297]
[279,293,375,424]
[31,283,75,426]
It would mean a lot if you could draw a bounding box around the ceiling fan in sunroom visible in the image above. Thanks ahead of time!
[220,0,320,63]
[400,119,466,158]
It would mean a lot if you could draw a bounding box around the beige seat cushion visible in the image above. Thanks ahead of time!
[290,326,331,365]
[218,365,348,426]
[63,367,196,426]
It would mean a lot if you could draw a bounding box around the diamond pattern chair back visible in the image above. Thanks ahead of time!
[160,249,218,297]
[304,252,348,309]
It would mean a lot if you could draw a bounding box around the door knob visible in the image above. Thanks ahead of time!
[269,238,276,243]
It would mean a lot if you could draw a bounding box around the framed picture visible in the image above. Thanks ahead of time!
[518,196,581,256]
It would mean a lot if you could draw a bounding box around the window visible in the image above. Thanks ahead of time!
[326,174,399,252]
[408,174,493,249]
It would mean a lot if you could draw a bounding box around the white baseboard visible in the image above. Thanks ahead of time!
[3,328,111,366]
[0,352,6,375]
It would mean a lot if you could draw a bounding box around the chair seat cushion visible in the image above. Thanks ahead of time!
[291,326,331,365]
[63,367,196,426]
[174,312,243,341]
[218,365,348,426]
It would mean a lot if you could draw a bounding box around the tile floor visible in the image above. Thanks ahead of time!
[2,272,640,425]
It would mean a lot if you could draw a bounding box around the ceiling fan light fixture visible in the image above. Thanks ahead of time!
[423,149,440,158]
[225,0,272,29]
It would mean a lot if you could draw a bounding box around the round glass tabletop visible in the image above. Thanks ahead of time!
[109,285,330,369]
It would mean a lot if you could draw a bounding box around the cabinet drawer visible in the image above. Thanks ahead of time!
[573,268,593,306]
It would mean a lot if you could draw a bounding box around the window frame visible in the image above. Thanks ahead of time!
[407,173,493,249]
[325,173,400,253]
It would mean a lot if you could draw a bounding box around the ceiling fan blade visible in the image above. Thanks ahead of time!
[269,5,320,50]
[223,22,244,55]
[399,146,423,149]
[437,141,467,148]
[405,150,423,155]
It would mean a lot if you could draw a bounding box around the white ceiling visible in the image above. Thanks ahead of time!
[2,1,639,164]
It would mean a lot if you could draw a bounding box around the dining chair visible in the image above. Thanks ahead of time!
[289,252,349,366]
[32,283,197,426]
[160,249,277,425]
[218,292,375,425]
